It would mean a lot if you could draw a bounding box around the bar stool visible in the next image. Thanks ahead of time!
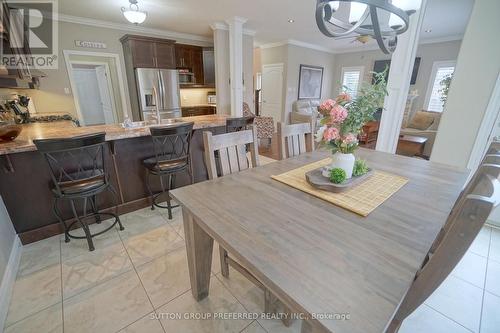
[34,132,123,252]
[226,115,255,133]
[143,122,194,219]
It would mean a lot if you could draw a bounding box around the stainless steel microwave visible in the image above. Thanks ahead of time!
[178,69,196,85]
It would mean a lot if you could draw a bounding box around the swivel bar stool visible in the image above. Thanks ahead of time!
[34,132,123,252]
[143,122,194,219]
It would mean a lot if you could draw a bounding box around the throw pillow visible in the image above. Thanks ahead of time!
[409,111,434,130]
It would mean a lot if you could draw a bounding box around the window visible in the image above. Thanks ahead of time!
[425,61,456,112]
[341,66,364,98]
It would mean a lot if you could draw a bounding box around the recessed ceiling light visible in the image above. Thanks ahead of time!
[288,19,295,23]
[424,29,432,33]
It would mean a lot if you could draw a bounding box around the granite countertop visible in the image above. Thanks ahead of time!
[0,114,229,155]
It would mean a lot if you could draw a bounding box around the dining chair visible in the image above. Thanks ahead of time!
[203,127,292,325]
[387,140,500,333]
[277,122,314,160]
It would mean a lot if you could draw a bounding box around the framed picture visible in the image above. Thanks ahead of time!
[298,64,324,100]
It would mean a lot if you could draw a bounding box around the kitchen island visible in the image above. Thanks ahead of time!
[0,115,228,243]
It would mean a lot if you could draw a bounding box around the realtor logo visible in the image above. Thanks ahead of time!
[1,0,58,69]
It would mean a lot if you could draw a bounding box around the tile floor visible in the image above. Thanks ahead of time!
[3,205,500,333]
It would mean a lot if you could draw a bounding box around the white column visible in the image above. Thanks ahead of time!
[211,24,231,115]
[375,0,428,153]
[226,17,247,117]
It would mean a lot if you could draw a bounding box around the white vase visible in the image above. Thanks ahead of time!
[322,152,355,179]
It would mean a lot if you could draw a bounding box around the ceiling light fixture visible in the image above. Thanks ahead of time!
[121,0,147,25]
[424,28,432,33]
[288,19,295,23]
[315,0,421,54]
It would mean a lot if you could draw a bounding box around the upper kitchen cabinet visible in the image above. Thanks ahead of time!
[175,44,204,85]
[120,35,176,69]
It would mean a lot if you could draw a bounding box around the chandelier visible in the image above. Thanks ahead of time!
[316,0,421,54]
[122,0,147,25]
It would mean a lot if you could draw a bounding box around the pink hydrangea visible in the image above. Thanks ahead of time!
[336,92,352,104]
[329,104,348,123]
[343,133,358,145]
[319,99,336,114]
[323,127,340,141]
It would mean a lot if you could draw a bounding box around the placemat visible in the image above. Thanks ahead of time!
[271,158,409,216]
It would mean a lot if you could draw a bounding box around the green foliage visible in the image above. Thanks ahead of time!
[342,68,388,135]
[327,140,358,154]
[329,168,347,184]
[439,73,453,105]
[352,159,369,177]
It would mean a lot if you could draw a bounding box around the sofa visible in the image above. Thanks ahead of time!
[400,110,442,157]
[290,100,321,133]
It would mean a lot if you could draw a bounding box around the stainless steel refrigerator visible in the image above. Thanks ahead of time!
[135,68,181,120]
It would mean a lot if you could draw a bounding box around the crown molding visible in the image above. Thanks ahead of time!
[57,14,213,43]
[210,21,256,36]
[258,34,463,55]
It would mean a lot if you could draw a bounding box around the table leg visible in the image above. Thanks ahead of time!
[183,206,214,301]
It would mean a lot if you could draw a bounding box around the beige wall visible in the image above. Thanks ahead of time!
[213,29,230,115]
[1,19,211,119]
[332,40,462,113]
[259,44,335,123]
[431,0,500,168]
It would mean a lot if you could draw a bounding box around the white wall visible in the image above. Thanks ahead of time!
[431,0,500,168]
[332,40,462,114]
[213,29,231,115]
[243,34,254,113]
[259,44,335,123]
[0,197,16,285]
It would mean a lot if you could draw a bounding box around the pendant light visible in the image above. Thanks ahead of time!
[121,0,147,25]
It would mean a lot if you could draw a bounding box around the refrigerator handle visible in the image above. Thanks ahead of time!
[158,71,165,110]
[152,85,161,122]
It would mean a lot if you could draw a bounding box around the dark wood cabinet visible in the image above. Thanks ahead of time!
[154,42,176,69]
[120,35,176,69]
[181,106,216,117]
[175,44,204,85]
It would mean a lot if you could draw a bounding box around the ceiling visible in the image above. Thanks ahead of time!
[58,0,474,52]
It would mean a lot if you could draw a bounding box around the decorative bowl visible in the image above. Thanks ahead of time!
[0,123,22,142]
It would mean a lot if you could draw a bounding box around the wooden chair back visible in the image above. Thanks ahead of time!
[203,126,259,180]
[388,141,500,332]
[277,122,314,160]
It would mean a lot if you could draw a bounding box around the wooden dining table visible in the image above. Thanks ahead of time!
[170,148,468,333]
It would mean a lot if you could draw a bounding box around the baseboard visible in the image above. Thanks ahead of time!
[0,236,22,332]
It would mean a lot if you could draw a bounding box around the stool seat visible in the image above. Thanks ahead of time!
[143,156,188,173]
[57,174,106,195]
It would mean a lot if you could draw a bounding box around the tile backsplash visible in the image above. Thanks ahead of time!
[179,88,215,107]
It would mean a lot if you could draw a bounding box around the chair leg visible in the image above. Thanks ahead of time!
[219,245,229,277]
[282,305,293,327]
[53,198,70,243]
[109,184,124,231]
[69,198,95,252]
[145,171,155,210]
[165,174,173,220]
[90,195,101,224]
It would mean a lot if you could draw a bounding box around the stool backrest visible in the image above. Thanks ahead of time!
[149,122,194,164]
[33,132,107,195]
[277,122,313,160]
[203,127,259,179]
[226,116,255,133]
[391,140,500,328]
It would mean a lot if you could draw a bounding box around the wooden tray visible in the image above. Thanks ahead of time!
[305,167,374,193]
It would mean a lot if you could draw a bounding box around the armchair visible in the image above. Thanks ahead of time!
[243,102,274,143]
[290,100,321,133]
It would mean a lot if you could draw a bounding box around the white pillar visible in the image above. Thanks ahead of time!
[226,17,247,117]
[375,0,428,153]
[211,24,231,115]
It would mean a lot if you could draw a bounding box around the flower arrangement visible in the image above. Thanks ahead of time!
[316,70,388,154]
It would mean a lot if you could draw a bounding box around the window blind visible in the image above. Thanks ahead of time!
[342,70,361,98]
[427,66,455,112]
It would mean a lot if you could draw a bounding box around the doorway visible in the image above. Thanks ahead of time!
[70,63,117,125]
[261,63,284,123]
[63,50,129,125]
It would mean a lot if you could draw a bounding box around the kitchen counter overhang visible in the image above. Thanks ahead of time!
[0,115,229,243]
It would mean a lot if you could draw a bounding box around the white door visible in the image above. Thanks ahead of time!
[261,64,284,124]
[72,68,105,126]
[95,65,117,124]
